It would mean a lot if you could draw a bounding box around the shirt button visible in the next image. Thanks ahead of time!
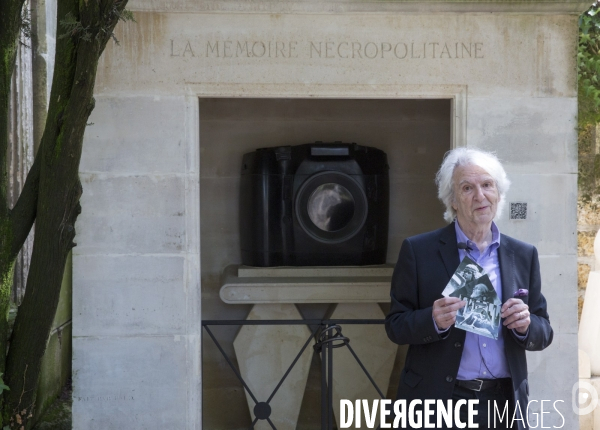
[483,343,487,348]
[446,376,454,383]
[483,372,487,375]
[454,342,462,348]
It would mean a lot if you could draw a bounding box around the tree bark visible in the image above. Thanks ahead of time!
[3,1,128,428]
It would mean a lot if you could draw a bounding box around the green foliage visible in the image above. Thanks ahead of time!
[58,7,135,45]
[101,5,136,45]
[579,2,600,127]
[578,4,600,199]
[0,374,8,394]
[117,9,135,24]
[58,12,91,42]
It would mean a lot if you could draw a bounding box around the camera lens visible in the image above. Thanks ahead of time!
[295,171,368,244]
[307,183,355,232]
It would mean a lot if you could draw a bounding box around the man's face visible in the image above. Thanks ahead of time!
[452,164,499,229]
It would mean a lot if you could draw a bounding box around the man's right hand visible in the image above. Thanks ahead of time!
[432,297,467,330]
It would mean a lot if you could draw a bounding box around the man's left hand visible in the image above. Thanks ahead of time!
[501,298,530,335]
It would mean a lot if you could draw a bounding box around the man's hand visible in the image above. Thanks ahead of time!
[432,297,467,330]
[501,298,530,334]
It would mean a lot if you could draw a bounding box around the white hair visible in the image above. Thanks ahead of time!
[435,148,511,223]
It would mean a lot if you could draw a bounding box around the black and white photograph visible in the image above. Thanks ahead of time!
[441,256,485,298]
[454,280,502,340]
[442,256,501,339]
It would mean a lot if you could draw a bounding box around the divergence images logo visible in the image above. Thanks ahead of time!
[573,381,599,416]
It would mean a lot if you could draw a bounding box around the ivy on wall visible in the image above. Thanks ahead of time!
[579,2,600,201]
[580,3,600,120]
[578,3,600,320]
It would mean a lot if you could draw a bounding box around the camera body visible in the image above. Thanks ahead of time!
[240,142,389,267]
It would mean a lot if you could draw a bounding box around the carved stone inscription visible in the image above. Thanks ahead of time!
[170,39,484,60]
[76,395,135,402]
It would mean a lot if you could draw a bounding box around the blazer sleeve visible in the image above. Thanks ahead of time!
[509,246,553,351]
[385,238,447,346]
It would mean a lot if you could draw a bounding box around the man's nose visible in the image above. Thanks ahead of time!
[474,186,485,201]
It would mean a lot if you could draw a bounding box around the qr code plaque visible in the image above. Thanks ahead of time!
[510,202,527,220]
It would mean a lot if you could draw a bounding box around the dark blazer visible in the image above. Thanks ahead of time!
[385,223,553,430]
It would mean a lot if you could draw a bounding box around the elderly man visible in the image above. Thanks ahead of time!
[385,148,553,430]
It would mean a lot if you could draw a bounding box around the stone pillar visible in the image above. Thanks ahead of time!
[8,0,35,303]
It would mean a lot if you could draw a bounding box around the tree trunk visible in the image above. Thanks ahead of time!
[3,1,128,428]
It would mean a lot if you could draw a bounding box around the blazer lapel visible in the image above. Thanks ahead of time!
[438,223,460,278]
[498,234,516,303]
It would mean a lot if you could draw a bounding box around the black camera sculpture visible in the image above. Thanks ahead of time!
[239,142,390,267]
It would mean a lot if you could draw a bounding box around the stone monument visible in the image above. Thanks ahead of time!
[72,1,585,428]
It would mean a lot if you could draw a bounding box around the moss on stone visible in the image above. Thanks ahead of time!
[31,380,71,430]
[578,123,598,202]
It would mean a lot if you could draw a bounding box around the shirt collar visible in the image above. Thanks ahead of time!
[454,220,501,249]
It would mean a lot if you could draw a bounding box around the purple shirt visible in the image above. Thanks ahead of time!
[454,221,511,380]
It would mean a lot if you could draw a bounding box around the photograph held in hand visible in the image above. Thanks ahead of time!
[442,256,502,340]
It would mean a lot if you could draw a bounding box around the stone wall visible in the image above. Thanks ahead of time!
[73,4,583,428]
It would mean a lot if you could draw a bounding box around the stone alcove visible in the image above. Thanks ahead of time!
[199,97,451,427]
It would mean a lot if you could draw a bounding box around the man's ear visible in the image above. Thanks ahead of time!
[450,189,458,211]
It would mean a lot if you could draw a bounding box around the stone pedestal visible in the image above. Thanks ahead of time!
[329,303,396,429]
[233,303,313,430]
[222,265,397,429]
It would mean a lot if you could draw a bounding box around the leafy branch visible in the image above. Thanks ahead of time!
[58,12,92,42]
[58,5,135,44]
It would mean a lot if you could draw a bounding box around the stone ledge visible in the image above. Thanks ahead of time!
[128,0,590,14]
[220,264,393,303]
[237,264,394,278]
